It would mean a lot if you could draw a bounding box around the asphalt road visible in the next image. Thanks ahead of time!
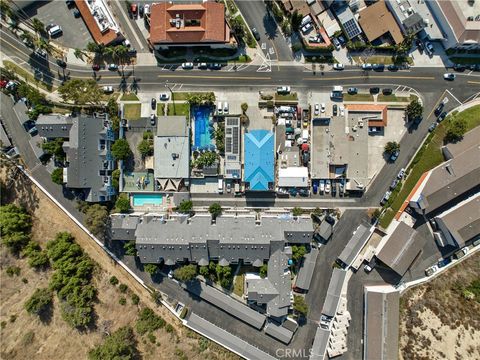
[235,0,293,61]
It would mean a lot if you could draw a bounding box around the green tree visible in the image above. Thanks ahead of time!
[135,308,165,335]
[290,10,303,32]
[0,1,12,20]
[292,245,306,263]
[137,139,153,157]
[199,266,209,277]
[144,264,158,276]
[109,276,119,285]
[84,204,109,237]
[124,241,136,256]
[406,99,423,120]
[111,139,132,160]
[35,37,53,54]
[20,31,34,46]
[173,264,197,282]
[0,204,32,253]
[115,193,131,213]
[241,102,248,113]
[384,141,400,155]
[58,79,104,105]
[259,264,268,278]
[292,207,303,216]
[51,168,64,185]
[194,151,217,169]
[25,288,52,316]
[229,17,245,40]
[208,203,222,219]
[293,295,308,317]
[42,138,65,161]
[88,326,138,360]
[73,48,85,59]
[177,200,193,214]
[31,18,45,36]
[112,169,121,192]
[281,19,292,36]
[445,116,467,143]
[28,250,50,269]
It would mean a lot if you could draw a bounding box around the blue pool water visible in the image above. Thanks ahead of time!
[133,193,163,206]
[193,106,214,150]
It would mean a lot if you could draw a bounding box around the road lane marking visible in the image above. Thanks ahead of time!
[157,74,272,80]
[468,80,480,85]
[302,75,435,81]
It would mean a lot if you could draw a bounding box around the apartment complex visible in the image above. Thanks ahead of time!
[148,1,233,50]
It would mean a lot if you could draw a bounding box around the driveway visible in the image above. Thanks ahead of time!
[236,0,293,61]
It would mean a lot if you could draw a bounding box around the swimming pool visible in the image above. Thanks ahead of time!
[193,106,213,149]
[132,193,163,206]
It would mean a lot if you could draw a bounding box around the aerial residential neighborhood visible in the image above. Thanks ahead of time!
[0,0,479,359]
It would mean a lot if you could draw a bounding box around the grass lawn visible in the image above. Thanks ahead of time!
[123,103,141,120]
[157,103,165,116]
[377,94,411,103]
[235,14,257,49]
[449,57,480,65]
[352,55,413,65]
[120,93,139,101]
[378,105,480,229]
[343,93,374,102]
[171,92,209,101]
[233,274,245,297]
[51,106,73,114]
[167,103,190,117]
[4,60,55,92]
[275,93,298,101]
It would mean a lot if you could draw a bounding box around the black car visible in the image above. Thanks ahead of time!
[23,120,36,132]
[387,64,399,71]
[66,0,75,7]
[372,64,385,71]
[139,4,144,17]
[251,28,261,41]
[73,8,80,18]
[416,39,424,52]
[209,63,222,70]
[333,104,338,116]
[325,215,335,226]
[56,58,67,68]
[453,64,466,72]
[298,189,309,197]
[437,111,447,122]
[347,87,358,95]
[370,87,380,94]
[151,98,156,110]
[434,103,444,116]
[382,88,393,95]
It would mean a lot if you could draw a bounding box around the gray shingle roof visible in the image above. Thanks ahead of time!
[337,224,371,266]
[295,248,319,291]
[36,114,73,139]
[310,327,330,360]
[185,281,266,330]
[322,268,347,317]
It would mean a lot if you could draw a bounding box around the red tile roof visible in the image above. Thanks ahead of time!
[346,104,388,127]
[75,0,119,45]
[149,2,229,44]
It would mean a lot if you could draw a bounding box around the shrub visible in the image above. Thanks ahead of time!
[136,307,166,335]
[51,168,64,185]
[165,324,174,333]
[109,276,119,286]
[292,207,303,216]
[111,139,132,160]
[124,241,137,256]
[293,295,308,317]
[131,294,140,305]
[144,263,158,275]
[115,194,131,213]
[177,200,193,214]
[119,297,127,305]
[208,203,222,219]
[173,264,197,282]
[0,204,32,253]
[24,288,52,316]
[119,284,128,293]
[6,266,21,277]
[259,264,268,279]
[88,326,138,360]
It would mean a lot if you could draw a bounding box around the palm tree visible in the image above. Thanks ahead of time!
[31,18,45,37]
[0,1,12,20]
[35,37,53,54]
[114,45,129,76]
[20,31,34,45]
[74,48,85,59]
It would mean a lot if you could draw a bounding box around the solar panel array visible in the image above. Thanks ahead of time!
[343,18,361,39]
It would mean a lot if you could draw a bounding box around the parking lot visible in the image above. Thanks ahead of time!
[23,1,93,49]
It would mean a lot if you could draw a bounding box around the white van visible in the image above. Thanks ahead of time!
[218,178,224,194]
[48,25,63,37]
[223,102,229,114]
[217,102,223,115]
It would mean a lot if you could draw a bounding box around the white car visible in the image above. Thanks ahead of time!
[314,103,320,115]
[159,93,170,101]
[425,265,438,276]
[277,86,291,94]
[364,264,373,273]
[333,63,344,70]
[47,25,63,37]
[325,180,331,193]
[182,62,194,69]
[362,63,372,70]
[144,4,150,14]
[102,86,113,93]
[443,73,456,81]
[168,270,174,279]
[425,41,434,55]
[397,168,406,179]
[321,103,326,113]
[340,106,345,116]
[301,23,313,34]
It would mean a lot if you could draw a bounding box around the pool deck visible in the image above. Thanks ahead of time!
[123,171,154,192]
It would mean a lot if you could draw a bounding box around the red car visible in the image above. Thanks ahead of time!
[130,3,138,17]
[92,64,100,71]
[0,80,8,88]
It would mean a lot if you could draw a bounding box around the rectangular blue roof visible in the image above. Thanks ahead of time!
[244,130,274,191]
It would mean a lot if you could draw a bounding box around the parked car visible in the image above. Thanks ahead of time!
[168,270,173,279]
[319,179,325,194]
[321,103,325,113]
[425,41,434,55]
[416,39,424,51]
[298,189,309,197]
[387,64,399,71]
[364,263,374,273]
[437,257,451,268]
[312,180,318,194]
[347,87,358,95]
[159,93,169,101]
[209,63,222,70]
[182,62,194,69]
[380,191,391,206]
[362,63,372,70]
[47,24,63,37]
[370,87,380,94]
[309,35,321,43]
[325,180,331,193]
[397,168,406,179]
[453,64,466,72]
[73,8,80,18]
[332,37,340,50]
[453,247,468,260]
[325,215,335,226]
[425,265,438,276]
[390,150,400,162]
[251,27,260,41]
[437,112,447,122]
[198,63,208,69]
[102,86,113,93]
[382,88,393,95]
[331,182,336,197]
[130,3,138,17]
[108,63,118,71]
[144,4,150,15]
[434,103,444,116]
[333,63,344,70]
[314,103,320,115]
[289,188,298,197]
[443,73,456,81]
[139,4,144,17]
[151,98,156,110]
[277,86,291,94]
[56,58,67,68]
[150,114,156,126]
[34,48,48,59]
[428,122,437,132]
[390,179,399,190]
[301,23,313,34]
[332,104,338,116]
[372,64,385,71]
[92,64,101,71]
